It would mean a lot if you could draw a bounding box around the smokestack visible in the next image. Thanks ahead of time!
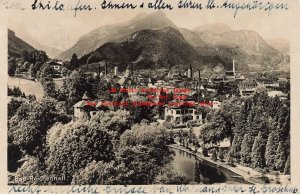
[105,62,108,76]
[190,64,193,78]
[188,69,191,78]
[98,63,100,77]
[130,63,133,77]
[198,69,201,80]
[233,59,235,76]
[114,66,118,75]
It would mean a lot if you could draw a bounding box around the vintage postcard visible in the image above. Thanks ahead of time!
[1,0,300,193]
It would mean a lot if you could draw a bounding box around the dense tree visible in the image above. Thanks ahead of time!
[120,123,173,168]
[251,132,266,168]
[8,58,17,76]
[70,122,174,185]
[211,149,218,161]
[60,69,95,113]
[26,50,49,78]
[233,98,252,136]
[10,86,23,97]
[46,120,115,183]
[126,95,155,124]
[7,143,22,172]
[218,147,225,161]
[240,134,252,166]
[90,110,130,144]
[37,64,54,81]
[198,93,290,173]
[14,156,40,184]
[8,98,71,156]
[276,106,290,141]
[70,53,79,70]
[37,65,57,98]
[226,134,243,163]
[265,131,279,169]
[61,67,70,77]
[8,98,26,119]
[27,50,48,65]
[284,155,290,175]
[114,145,161,184]
[72,160,128,185]
[200,109,233,144]
[246,106,269,138]
[274,142,287,172]
[42,78,56,98]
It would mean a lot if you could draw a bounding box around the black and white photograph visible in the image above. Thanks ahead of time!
[5,6,293,188]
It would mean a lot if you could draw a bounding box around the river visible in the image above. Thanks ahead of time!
[170,147,250,184]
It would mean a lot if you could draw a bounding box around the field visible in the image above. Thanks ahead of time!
[8,77,64,100]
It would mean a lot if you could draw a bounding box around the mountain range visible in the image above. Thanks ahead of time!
[58,12,288,72]
[8,29,35,58]
[9,12,289,72]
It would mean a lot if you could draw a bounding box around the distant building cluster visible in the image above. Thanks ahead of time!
[73,59,289,127]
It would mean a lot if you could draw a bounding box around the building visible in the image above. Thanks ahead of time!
[164,101,202,127]
[238,81,258,97]
[47,60,63,73]
[73,92,97,119]
[256,78,279,88]
[73,93,111,119]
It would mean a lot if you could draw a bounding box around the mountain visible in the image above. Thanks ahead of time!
[78,27,227,71]
[193,23,232,34]
[266,38,289,55]
[26,39,62,58]
[192,29,284,69]
[177,28,248,71]
[8,29,35,58]
[60,12,286,72]
[58,11,176,60]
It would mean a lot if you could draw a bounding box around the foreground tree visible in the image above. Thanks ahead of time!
[226,134,243,163]
[72,160,128,185]
[8,98,71,159]
[46,120,115,183]
[284,155,290,175]
[274,142,287,172]
[251,132,266,169]
[265,131,279,169]
[240,134,252,166]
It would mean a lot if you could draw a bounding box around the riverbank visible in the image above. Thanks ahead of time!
[169,144,252,184]
[168,144,290,184]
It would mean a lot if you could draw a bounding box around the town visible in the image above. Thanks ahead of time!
[7,12,291,186]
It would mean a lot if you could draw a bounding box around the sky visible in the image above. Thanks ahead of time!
[7,0,299,51]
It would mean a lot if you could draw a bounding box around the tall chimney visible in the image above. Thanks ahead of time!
[190,64,193,78]
[233,59,235,76]
[98,63,100,77]
[114,66,118,75]
[187,69,191,78]
[130,63,133,77]
[198,69,201,80]
[105,61,108,76]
